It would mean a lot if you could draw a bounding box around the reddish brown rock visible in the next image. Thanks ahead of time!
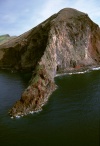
[0,8,100,117]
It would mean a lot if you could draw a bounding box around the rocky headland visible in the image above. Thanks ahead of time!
[0,8,100,118]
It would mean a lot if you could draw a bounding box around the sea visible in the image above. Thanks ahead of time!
[0,68,100,146]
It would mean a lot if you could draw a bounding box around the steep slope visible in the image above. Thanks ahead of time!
[0,8,100,117]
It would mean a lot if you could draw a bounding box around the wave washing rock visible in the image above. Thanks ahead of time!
[0,8,100,117]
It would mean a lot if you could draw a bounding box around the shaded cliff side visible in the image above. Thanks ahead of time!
[0,8,100,117]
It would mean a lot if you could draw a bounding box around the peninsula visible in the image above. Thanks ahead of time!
[0,8,100,117]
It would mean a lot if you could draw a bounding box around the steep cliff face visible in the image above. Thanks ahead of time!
[0,8,100,117]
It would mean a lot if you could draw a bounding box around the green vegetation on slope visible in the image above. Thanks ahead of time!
[0,34,16,45]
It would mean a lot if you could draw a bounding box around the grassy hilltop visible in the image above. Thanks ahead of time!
[0,34,16,45]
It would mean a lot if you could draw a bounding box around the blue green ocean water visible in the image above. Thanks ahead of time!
[0,69,99,146]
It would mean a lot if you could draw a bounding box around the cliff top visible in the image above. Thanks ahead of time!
[0,8,89,48]
[58,8,87,19]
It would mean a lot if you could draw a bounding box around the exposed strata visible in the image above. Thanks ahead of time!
[0,8,100,117]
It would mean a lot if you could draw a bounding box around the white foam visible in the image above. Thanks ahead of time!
[56,66,100,77]
[34,109,42,113]
[56,69,90,77]
[29,111,34,114]
[56,73,67,77]
[72,70,90,75]
[15,115,20,118]
[67,73,73,75]
[92,67,100,71]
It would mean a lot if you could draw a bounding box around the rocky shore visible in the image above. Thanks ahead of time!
[0,8,100,118]
[9,65,56,118]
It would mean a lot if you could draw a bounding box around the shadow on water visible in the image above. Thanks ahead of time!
[0,69,100,146]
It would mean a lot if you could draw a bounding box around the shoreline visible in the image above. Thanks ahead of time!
[10,86,56,119]
[10,65,100,119]
[56,65,100,77]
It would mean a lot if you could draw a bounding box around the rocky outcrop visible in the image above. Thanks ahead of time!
[0,8,100,117]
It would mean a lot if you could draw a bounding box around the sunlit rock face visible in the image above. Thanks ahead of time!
[0,8,100,117]
[48,8,100,71]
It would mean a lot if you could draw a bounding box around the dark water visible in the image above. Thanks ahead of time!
[0,70,100,146]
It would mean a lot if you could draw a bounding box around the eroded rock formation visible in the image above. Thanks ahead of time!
[0,8,100,117]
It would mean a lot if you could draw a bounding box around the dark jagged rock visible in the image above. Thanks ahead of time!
[0,8,100,117]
